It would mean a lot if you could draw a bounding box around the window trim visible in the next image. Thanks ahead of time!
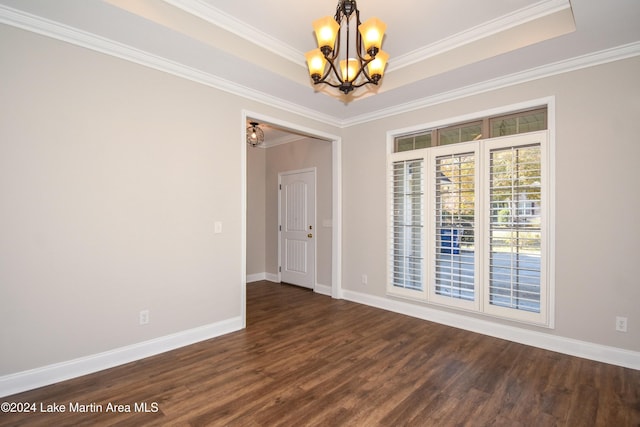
[427,141,481,312]
[489,107,547,138]
[386,98,555,328]
[387,150,427,300]
[482,132,550,325]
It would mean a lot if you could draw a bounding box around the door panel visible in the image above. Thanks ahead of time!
[280,170,315,289]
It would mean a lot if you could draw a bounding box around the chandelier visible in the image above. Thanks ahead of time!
[246,122,264,147]
[305,0,389,95]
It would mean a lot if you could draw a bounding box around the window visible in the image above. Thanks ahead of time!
[483,136,547,324]
[393,108,547,153]
[489,108,547,137]
[388,106,552,326]
[439,121,483,145]
[389,156,424,294]
[430,145,479,311]
[395,133,432,152]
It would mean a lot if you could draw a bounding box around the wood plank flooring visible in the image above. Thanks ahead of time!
[2,281,639,426]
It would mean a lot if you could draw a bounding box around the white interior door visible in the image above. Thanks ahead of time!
[280,169,316,289]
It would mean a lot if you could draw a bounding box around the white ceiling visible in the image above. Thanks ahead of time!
[1,0,639,133]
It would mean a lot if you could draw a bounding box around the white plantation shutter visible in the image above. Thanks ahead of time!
[487,143,542,313]
[483,132,549,325]
[432,150,477,306]
[389,124,551,327]
[390,158,424,292]
[425,143,481,311]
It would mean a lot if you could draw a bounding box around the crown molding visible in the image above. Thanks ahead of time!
[0,3,342,128]
[389,0,572,72]
[260,134,309,149]
[1,3,638,130]
[161,0,304,67]
[344,41,640,127]
[162,0,572,76]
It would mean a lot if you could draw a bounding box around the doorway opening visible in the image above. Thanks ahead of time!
[241,110,342,327]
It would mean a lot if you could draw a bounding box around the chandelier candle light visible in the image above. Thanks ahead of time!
[305,0,388,95]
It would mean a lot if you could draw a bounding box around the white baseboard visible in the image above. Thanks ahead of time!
[314,283,332,296]
[265,273,279,283]
[247,273,281,283]
[4,290,635,399]
[248,274,331,297]
[0,316,243,398]
[246,272,266,283]
[342,289,640,370]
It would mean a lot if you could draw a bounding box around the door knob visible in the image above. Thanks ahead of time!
[307,233,313,238]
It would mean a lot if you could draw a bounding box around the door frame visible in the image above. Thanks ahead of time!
[278,167,317,288]
[240,109,342,328]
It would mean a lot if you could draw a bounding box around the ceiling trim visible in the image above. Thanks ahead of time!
[390,0,572,71]
[257,134,309,149]
[162,0,304,67]
[1,4,638,129]
[0,3,341,127]
[343,41,640,127]
[162,0,572,76]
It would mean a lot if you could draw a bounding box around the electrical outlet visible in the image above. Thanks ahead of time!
[615,316,627,332]
[139,310,150,325]
[361,274,368,285]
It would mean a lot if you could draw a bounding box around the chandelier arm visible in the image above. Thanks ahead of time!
[345,13,351,82]
[313,80,345,90]
[331,22,342,67]
[357,56,375,81]
[351,78,379,89]
[354,7,363,55]
[320,52,345,84]
[308,0,386,95]
[344,5,376,86]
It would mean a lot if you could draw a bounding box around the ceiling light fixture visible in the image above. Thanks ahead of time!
[246,121,264,147]
[305,0,388,95]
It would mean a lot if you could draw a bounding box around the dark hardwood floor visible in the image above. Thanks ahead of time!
[2,281,639,426]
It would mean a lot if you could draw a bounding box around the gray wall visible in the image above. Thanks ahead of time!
[340,56,640,352]
[0,25,243,374]
[0,24,339,376]
[246,146,266,277]
[1,20,638,382]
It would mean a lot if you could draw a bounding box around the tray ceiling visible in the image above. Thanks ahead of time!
[1,0,639,127]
